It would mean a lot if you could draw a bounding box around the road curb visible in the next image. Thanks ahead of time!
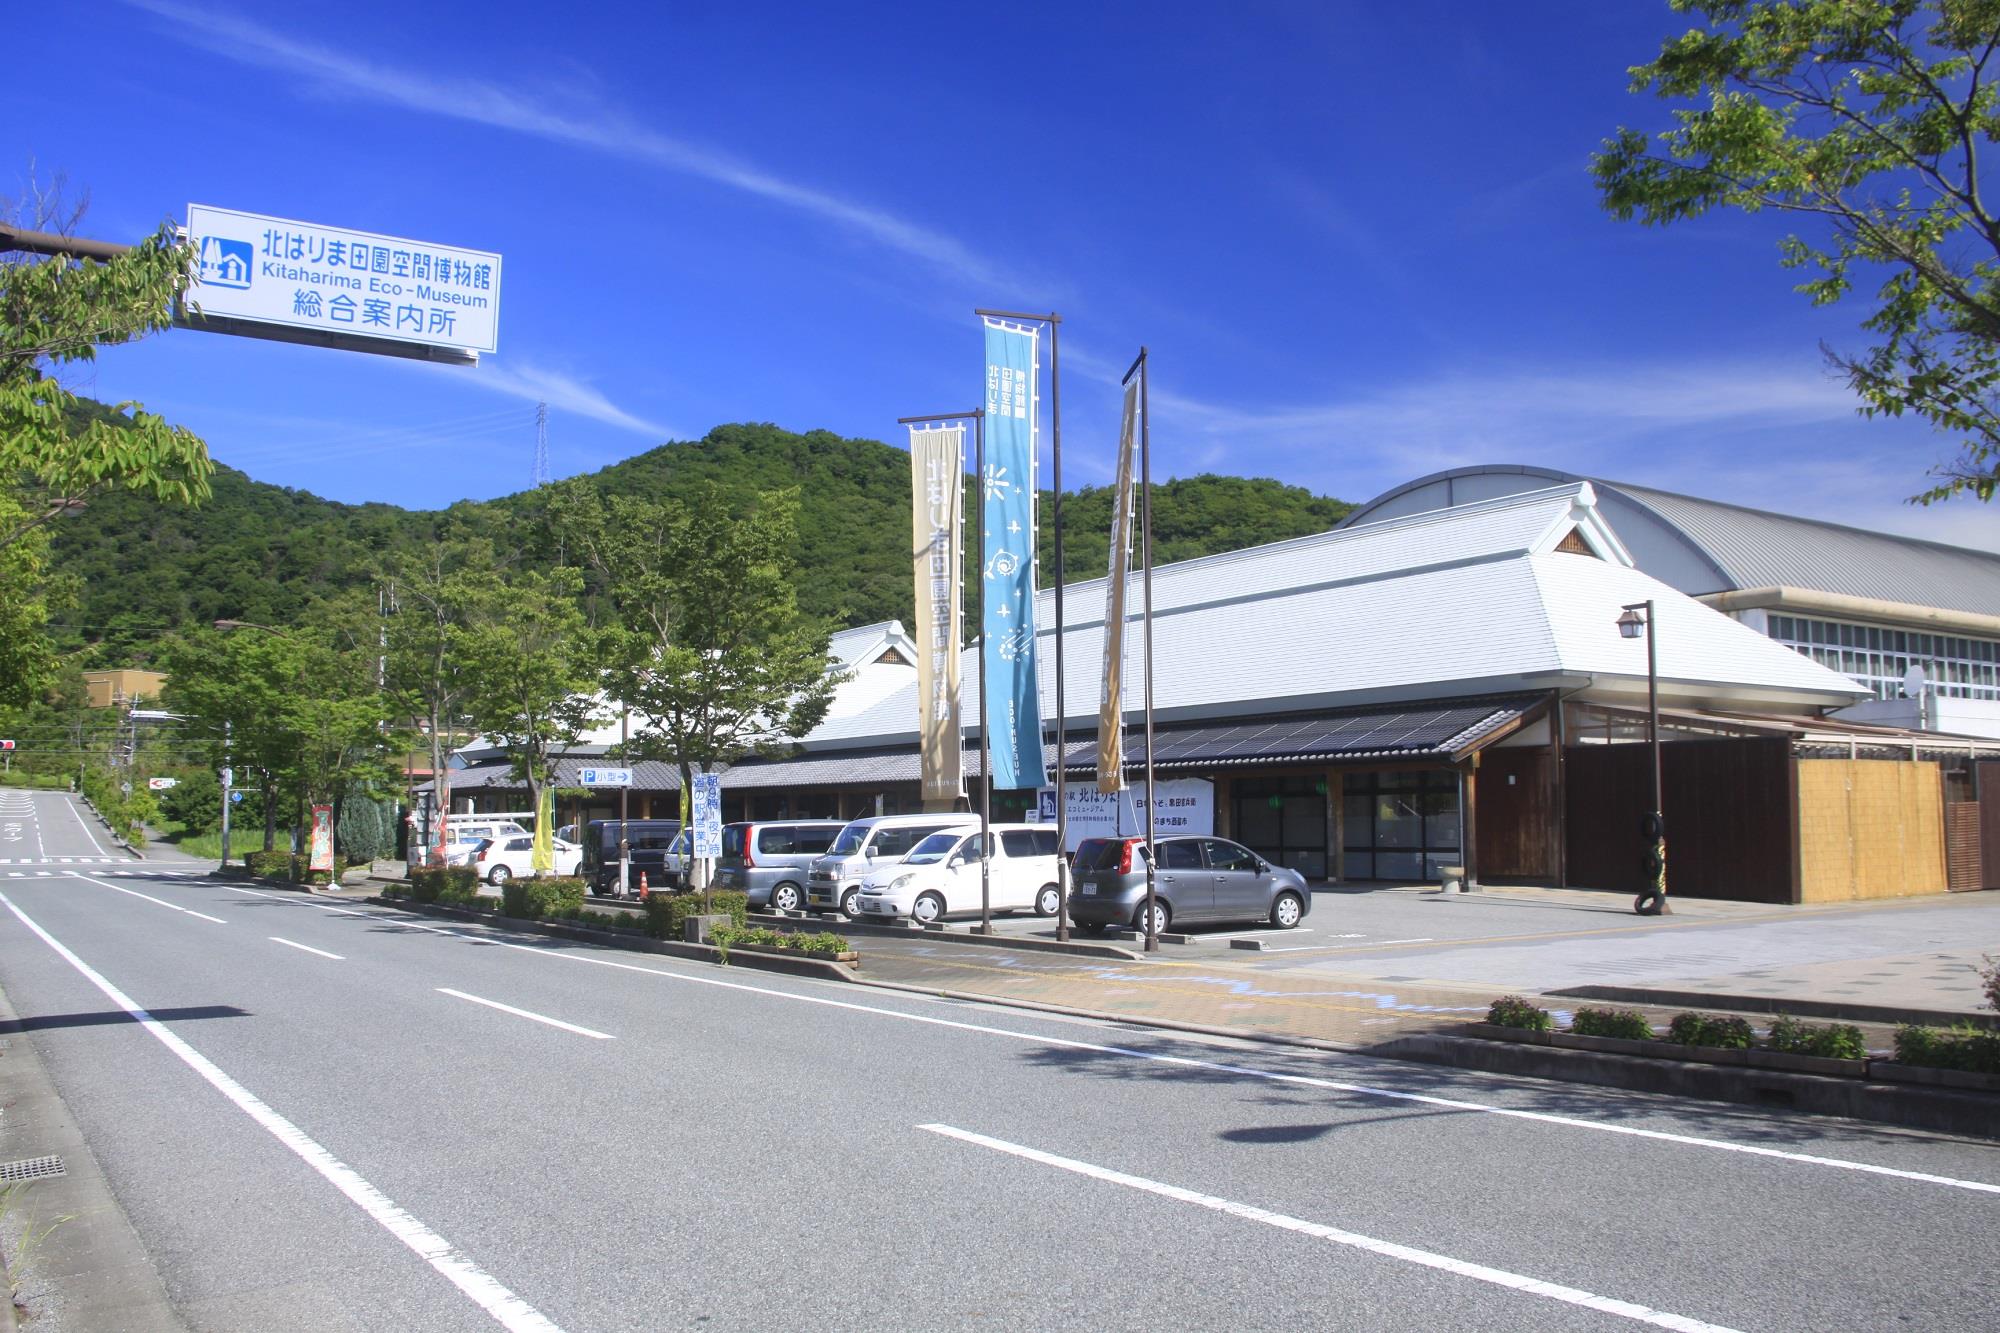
[1373,1031,2000,1141]
[0,982,184,1331]
[363,897,861,984]
[1547,984,1999,1032]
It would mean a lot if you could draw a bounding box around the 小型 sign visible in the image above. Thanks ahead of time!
[579,767,633,788]
[184,204,501,356]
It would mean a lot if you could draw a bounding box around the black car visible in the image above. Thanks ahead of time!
[579,818,684,896]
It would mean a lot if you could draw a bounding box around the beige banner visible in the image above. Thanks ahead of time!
[910,425,965,803]
[1098,379,1140,794]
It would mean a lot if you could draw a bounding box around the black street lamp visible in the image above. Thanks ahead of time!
[1618,601,1668,916]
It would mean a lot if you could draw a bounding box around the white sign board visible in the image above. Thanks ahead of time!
[1035,779,1214,852]
[579,767,633,788]
[692,773,723,858]
[185,204,501,355]
[146,777,179,790]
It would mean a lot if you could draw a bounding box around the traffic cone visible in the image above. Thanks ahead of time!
[639,870,649,902]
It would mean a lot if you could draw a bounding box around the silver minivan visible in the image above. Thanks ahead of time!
[806,812,981,918]
[714,820,847,911]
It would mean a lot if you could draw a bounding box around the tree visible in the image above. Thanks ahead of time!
[552,482,841,887]
[1594,0,2000,502]
[381,531,511,864]
[459,566,604,873]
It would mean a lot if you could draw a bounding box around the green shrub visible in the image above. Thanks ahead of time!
[1485,996,1553,1032]
[1893,1024,2000,1074]
[1569,1008,1654,1041]
[1767,1016,1866,1060]
[435,880,485,908]
[546,905,640,932]
[244,849,296,879]
[1983,955,1999,1016]
[1668,1012,1754,1049]
[409,866,478,903]
[643,891,749,940]
[501,876,585,920]
[336,791,394,864]
[708,925,851,965]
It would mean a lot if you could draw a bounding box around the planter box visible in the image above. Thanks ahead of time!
[682,913,731,944]
[1467,1023,1867,1078]
[1867,1061,2000,1093]
[714,942,860,968]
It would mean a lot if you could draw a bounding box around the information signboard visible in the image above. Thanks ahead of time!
[579,767,633,788]
[692,773,723,858]
[184,204,501,356]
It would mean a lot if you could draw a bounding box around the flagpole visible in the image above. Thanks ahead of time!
[1120,346,1158,952]
[974,307,1066,937]
[974,407,992,935]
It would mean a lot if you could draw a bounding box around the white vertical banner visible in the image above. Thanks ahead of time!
[909,425,966,803]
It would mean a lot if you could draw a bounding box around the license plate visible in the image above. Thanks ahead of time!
[1080,884,1096,895]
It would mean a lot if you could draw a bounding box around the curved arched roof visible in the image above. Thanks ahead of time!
[1340,465,2000,618]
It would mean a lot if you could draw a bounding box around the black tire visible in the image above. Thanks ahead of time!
[911,891,946,925]
[771,881,803,913]
[1034,883,1061,917]
[1133,899,1169,937]
[839,888,862,920]
[487,865,511,887]
[1270,891,1304,929]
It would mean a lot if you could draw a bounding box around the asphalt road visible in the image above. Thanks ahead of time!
[0,789,1995,1332]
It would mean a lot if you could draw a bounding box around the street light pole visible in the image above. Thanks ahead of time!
[219,719,233,870]
[1618,601,1668,916]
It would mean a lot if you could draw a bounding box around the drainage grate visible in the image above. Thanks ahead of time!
[0,1156,65,1182]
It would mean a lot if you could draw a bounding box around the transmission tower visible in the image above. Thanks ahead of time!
[533,401,549,486]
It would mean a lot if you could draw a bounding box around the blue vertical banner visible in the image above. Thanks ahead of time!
[981,319,1048,790]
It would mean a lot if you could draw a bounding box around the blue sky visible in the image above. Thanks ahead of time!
[17,0,1998,550]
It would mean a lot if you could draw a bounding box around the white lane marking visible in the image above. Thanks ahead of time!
[271,937,344,961]
[68,872,226,924]
[921,1124,1744,1333]
[0,892,563,1333]
[436,988,613,1040]
[59,794,109,856]
[345,906,2000,1197]
[1199,927,1317,940]
[1256,936,1438,955]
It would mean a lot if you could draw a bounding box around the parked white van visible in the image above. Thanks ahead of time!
[853,824,1063,925]
[805,812,980,918]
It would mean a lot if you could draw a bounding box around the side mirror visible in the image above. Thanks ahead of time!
[1257,860,1270,874]
[864,844,877,859]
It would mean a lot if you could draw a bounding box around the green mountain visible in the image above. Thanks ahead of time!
[48,421,1353,663]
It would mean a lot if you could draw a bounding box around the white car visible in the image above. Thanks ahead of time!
[853,825,1063,925]
[439,821,528,866]
[473,833,583,886]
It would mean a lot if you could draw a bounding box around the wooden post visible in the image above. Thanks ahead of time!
[1328,769,1344,885]
[1462,755,1481,891]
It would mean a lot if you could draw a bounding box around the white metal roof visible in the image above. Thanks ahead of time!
[807,482,1867,749]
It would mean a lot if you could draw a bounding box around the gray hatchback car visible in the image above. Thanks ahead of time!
[1068,835,1311,935]
[714,820,847,911]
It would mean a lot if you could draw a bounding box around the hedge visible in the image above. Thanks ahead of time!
[643,891,748,940]
[243,850,348,885]
[1667,1012,1754,1049]
[1569,1008,1654,1041]
[707,925,849,965]
[1893,1024,2000,1074]
[410,866,479,903]
[1485,996,1553,1032]
[501,876,586,920]
[1767,1015,1866,1061]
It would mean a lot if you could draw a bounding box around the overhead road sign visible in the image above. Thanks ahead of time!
[181,204,501,364]
[579,767,633,788]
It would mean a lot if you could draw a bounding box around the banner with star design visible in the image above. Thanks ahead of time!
[980,318,1047,790]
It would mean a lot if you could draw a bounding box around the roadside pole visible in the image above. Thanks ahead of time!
[218,721,233,867]
[618,705,631,899]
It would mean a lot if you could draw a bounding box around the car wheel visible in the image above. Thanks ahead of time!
[1034,883,1061,917]
[1270,891,1304,929]
[1133,899,1169,937]
[487,865,511,887]
[839,888,862,920]
[911,891,945,925]
[771,881,803,913]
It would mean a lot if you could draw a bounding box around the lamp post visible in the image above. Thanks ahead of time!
[1617,601,1668,916]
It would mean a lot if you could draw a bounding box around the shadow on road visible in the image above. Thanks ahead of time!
[1,1004,251,1032]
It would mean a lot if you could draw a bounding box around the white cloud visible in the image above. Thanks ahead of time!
[450,360,678,439]
[124,0,1007,287]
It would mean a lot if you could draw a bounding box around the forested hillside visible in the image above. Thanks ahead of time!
[48,421,1352,664]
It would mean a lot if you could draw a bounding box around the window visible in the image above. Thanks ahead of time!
[1160,840,1203,870]
[1000,830,1046,858]
[1763,613,2000,701]
[757,826,797,855]
[795,828,839,854]
[1202,839,1259,871]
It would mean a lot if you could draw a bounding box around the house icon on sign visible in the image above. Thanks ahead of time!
[199,235,253,289]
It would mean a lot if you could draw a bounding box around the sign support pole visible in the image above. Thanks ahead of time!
[975,408,992,936]
[619,706,631,899]
[1131,347,1160,954]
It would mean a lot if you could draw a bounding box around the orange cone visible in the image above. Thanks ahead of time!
[638,870,649,902]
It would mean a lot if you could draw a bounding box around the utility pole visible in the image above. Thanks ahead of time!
[534,402,550,488]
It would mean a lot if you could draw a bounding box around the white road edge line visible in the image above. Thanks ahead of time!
[436,988,613,1040]
[0,891,561,1333]
[60,792,110,856]
[271,937,344,961]
[68,872,226,924]
[338,905,2000,1197]
[920,1124,1745,1333]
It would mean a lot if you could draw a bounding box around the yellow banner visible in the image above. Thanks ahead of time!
[1098,378,1139,794]
[910,425,965,803]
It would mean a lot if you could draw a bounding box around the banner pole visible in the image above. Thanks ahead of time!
[1049,316,1069,940]
[975,408,992,935]
[1138,348,1158,954]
